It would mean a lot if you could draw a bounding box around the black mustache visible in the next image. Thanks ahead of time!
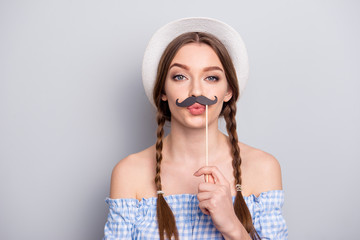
[175,96,218,107]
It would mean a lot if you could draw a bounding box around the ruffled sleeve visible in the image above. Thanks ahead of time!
[244,190,288,240]
[103,198,139,240]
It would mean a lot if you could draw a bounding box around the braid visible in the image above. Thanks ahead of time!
[223,101,261,240]
[155,110,179,240]
[155,111,165,191]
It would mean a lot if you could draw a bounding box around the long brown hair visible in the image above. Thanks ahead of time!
[153,32,260,240]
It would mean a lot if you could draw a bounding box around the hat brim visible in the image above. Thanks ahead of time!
[142,17,249,108]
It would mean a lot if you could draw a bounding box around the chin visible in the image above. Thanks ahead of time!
[183,117,207,129]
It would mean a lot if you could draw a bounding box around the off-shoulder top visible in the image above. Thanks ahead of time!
[103,190,288,239]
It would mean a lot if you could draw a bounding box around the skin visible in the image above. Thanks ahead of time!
[110,43,283,239]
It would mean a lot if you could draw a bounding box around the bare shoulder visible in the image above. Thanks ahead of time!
[110,145,156,199]
[239,142,283,196]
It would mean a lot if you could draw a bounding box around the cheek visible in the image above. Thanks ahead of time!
[212,87,229,103]
[165,84,188,103]
[164,87,181,111]
[211,89,228,116]
[213,101,224,116]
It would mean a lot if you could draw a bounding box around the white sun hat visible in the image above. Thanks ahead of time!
[142,17,249,107]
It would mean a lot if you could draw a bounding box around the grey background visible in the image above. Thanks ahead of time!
[1,0,359,239]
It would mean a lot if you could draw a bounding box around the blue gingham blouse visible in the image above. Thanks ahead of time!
[103,190,288,239]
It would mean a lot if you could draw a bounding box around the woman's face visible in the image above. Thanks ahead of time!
[162,42,233,128]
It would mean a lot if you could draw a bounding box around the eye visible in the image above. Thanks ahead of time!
[173,74,186,81]
[206,76,219,82]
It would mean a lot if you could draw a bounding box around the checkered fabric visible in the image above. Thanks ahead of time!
[103,190,288,239]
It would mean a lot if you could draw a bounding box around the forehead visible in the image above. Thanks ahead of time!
[170,43,223,68]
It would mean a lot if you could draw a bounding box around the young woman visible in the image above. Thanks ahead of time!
[103,17,288,240]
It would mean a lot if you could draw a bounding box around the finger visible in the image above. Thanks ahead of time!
[197,191,213,202]
[198,182,218,193]
[198,199,218,216]
[198,201,211,216]
[194,166,228,185]
[204,174,215,184]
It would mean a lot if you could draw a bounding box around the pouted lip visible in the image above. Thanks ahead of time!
[187,103,205,109]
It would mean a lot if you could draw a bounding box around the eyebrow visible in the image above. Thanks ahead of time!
[169,63,224,72]
[169,63,189,70]
[203,66,224,72]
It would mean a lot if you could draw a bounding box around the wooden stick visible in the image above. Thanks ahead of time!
[205,104,209,183]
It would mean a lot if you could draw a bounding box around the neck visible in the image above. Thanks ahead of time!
[162,118,228,166]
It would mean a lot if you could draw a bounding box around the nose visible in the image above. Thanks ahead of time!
[188,77,203,97]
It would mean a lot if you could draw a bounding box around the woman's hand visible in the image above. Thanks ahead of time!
[193,166,243,238]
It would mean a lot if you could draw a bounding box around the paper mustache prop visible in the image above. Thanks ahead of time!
[174,95,218,183]
[175,96,218,107]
